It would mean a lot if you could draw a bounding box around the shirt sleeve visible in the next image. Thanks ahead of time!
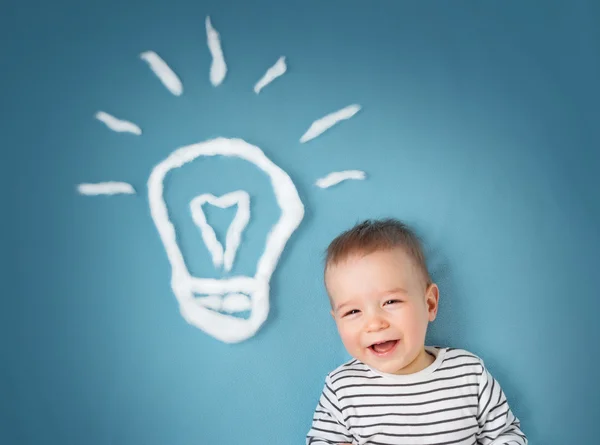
[306,375,356,445]
[476,362,528,445]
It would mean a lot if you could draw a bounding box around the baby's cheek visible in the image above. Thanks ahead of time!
[402,315,425,337]
[339,329,355,345]
[340,329,360,351]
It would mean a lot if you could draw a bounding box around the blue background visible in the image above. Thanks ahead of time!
[4,1,599,444]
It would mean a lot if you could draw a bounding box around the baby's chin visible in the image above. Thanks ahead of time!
[354,353,404,374]
[368,350,434,375]
[367,360,407,375]
[359,349,420,375]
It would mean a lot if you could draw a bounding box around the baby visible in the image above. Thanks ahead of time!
[307,219,527,445]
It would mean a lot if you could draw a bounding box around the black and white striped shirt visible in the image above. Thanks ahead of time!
[307,347,527,445]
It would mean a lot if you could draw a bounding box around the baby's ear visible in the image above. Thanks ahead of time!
[426,283,440,321]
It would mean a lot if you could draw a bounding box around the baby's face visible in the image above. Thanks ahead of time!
[326,248,438,375]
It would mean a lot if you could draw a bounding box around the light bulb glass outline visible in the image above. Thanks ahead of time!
[148,137,304,343]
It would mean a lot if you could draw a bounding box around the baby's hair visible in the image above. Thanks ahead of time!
[324,218,432,287]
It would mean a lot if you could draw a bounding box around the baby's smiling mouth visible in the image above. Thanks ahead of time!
[368,340,399,355]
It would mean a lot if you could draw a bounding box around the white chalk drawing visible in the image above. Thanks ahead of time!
[77,182,136,195]
[221,293,252,313]
[148,137,304,343]
[95,111,142,135]
[195,293,252,314]
[140,51,183,96]
[300,104,361,143]
[316,170,366,188]
[254,57,287,94]
[190,190,250,272]
[206,16,227,86]
[81,15,366,342]
[195,294,222,311]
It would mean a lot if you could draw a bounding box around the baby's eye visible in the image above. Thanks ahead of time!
[384,299,402,305]
[343,309,360,317]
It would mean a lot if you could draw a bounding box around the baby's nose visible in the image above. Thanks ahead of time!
[365,314,389,332]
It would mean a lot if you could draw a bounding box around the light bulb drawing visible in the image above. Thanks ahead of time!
[77,15,367,343]
[190,189,250,273]
[148,138,303,343]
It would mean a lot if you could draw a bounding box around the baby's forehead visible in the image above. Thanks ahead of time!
[324,248,428,292]
[325,246,413,271]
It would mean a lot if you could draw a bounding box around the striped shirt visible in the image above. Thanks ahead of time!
[307,347,527,445]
